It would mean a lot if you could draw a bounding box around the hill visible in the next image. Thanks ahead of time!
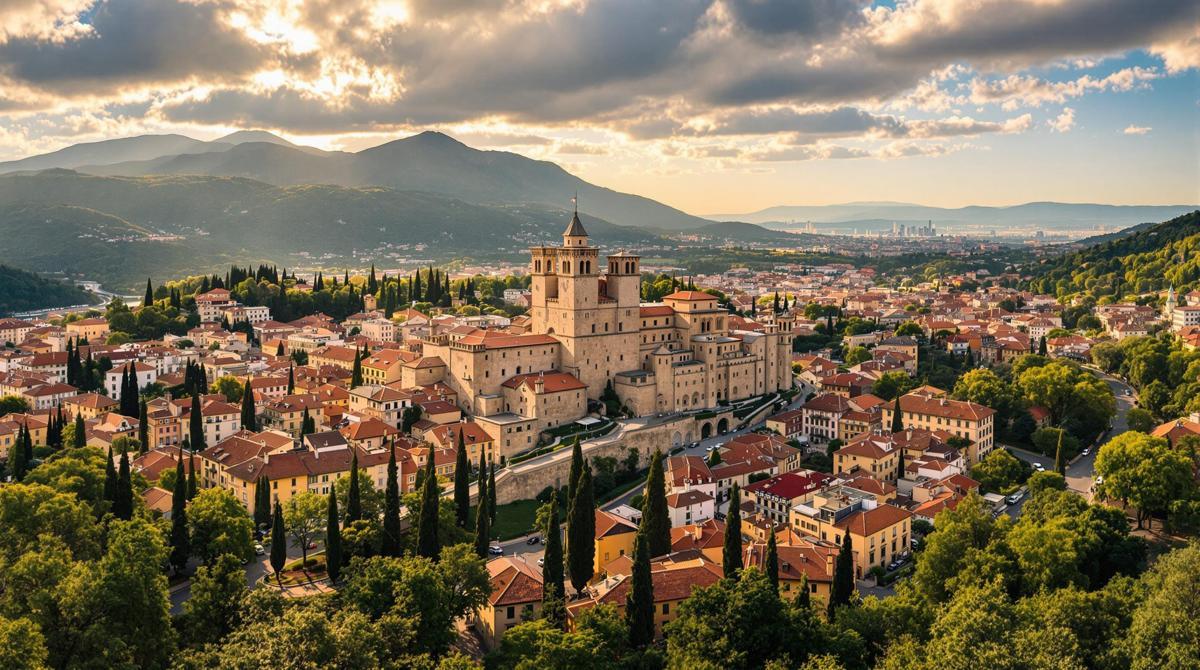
[712,201,1200,233]
[0,170,662,291]
[0,264,97,316]
[1027,210,1200,301]
[27,131,708,230]
[686,221,813,242]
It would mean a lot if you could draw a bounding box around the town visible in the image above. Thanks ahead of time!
[1,209,1197,669]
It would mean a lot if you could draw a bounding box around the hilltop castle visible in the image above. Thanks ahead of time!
[421,213,796,455]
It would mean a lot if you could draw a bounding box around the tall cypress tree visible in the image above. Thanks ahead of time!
[765,528,779,592]
[300,407,315,436]
[240,382,257,431]
[113,446,133,520]
[253,475,271,528]
[626,527,655,648]
[640,449,670,557]
[10,424,29,481]
[346,451,362,523]
[541,490,566,629]
[143,278,154,307]
[416,459,440,560]
[454,429,470,528]
[381,446,402,557]
[488,459,497,525]
[103,444,117,503]
[797,574,811,610]
[1054,428,1066,475]
[189,393,206,451]
[829,532,855,616]
[567,465,596,594]
[73,413,85,449]
[326,487,343,583]
[1038,335,1048,356]
[270,500,287,584]
[891,397,903,433]
[474,463,491,558]
[286,365,295,394]
[723,483,744,578]
[568,436,583,503]
[169,451,190,573]
[350,347,364,388]
[187,451,198,500]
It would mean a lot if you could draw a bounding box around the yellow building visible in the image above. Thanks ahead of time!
[593,509,639,578]
[882,389,995,465]
[475,556,543,650]
[790,485,912,578]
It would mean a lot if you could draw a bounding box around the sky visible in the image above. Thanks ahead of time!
[0,0,1196,215]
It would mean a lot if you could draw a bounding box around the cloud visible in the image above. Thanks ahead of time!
[1049,107,1076,133]
[1123,124,1151,135]
[968,66,1161,108]
[724,0,868,37]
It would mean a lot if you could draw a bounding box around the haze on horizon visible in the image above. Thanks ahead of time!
[0,0,1196,215]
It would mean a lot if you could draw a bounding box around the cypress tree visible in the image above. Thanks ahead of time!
[797,574,811,610]
[488,459,497,525]
[568,436,583,503]
[113,446,133,520]
[567,465,596,594]
[1038,335,1048,356]
[21,422,32,465]
[138,399,148,452]
[189,393,205,451]
[326,487,343,583]
[454,428,470,528]
[640,449,670,557]
[10,425,29,481]
[73,413,86,449]
[723,483,744,578]
[350,347,364,388]
[474,463,490,558]
[626,527,655,647]
[187,451,198,500]
[891,397,903,433]
[765,528,779,592]
[240,382,257,431]
[270,500,287,583]
[1054,428,1066,475]
[416,459,440,560]
[381,446,402,557]
[169,450,190,573]
[541,490,566,629]
[103,444,117,502]
[829,532,855,615]
[300,407,315,436]
[144,278,154,307]
[287,365,295,394]
[253,475,271,528]
[346,451,362,523]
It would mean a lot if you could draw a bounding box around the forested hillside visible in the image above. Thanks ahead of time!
[0,265,95,315]
[1028,211,1200,302]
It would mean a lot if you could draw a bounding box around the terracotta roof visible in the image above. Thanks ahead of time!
[835,504,912,536]
[596,509,639,539]
[663,291,717,302]
[666,489,713,508]
[898,392,994,421]
[744,470,833,500]
[639,305,675,318]
[500,370,586,394]
[488,556,544,606]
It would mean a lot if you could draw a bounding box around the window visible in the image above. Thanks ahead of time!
[662,603,669,615]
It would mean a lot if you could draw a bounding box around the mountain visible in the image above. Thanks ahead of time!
[0,264,97,316]
[56,130,708,230]
[711,201,1200,233]
[0,134,224,173]
[1027,210,1200,301]
[685,221,815,242]
[0,170,662,291]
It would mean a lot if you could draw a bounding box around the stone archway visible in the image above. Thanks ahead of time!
[672,431,683,447]
[701,422,713,440]
[717,417,729,434]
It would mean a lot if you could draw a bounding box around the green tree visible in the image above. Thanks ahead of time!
[382,446,402,557]
[270,500,286,582]
[112,445,133,520]
[724,482,744,578]
[625,527,655,648]
[0,615,48,670]
[1121,543,1200,670]
[416,460,441,560]
[188,487,255,563]
[253,475,271,528]
[873,371,915,401]
[765,528,779,592]
[211,375,244,404]
[284,491,327,569]
[845,346,872,366]
[454,429,470,529]
[1126,407,1156,433]
[240,381,257,431]
[970,449,1025,494]
[542,491,566,628]
[567,465,596,594]
[640,449,671,557]
[72,413,85,449]
[169,452,190,574]
[488,460,497,525]
[345,452,363,523]
[184,552,247,646]
[828,531,855,615]
[326,487,343,583]
[474,463,491,558]
[189,392,206,451]
[1095,432,1196,528]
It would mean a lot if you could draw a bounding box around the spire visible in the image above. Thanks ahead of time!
[564,210,588,239]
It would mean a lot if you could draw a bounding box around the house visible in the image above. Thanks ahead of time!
[765,408,804,440]
[836,432,902,482]
[790,484,913,578]
[568,555,724,640]
[1150,416,1200,446]
[742,537,837,604]
[593,509,640,578]
[666,489,715,527]
[65,317,110,343]
[883,388,995,465]
[475,556,544,650]
[743,470,835,524]
[426,420,496,465]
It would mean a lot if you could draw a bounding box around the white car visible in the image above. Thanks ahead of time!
[1034,463,1046,472]
[488,545,503,556]
[537,557,545,567]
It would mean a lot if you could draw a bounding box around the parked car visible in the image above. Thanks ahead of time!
[488,545,504,556]
[1006,492,1023,505]
[537,557,545,567]
[1034,463,1046,472]
[254,543,265,556]
[526,535,541,545]
[306,541,318,550]
[1081,448,1091,457]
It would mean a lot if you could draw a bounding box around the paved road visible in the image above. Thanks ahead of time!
[169,538,309,615]
[1005,368,1136,499]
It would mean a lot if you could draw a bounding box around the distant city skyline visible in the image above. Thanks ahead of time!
[0,0,1195,213]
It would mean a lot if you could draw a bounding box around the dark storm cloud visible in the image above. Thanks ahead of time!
[725,0,867,37]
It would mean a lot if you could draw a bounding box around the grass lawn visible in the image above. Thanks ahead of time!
[469,498,567,541]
